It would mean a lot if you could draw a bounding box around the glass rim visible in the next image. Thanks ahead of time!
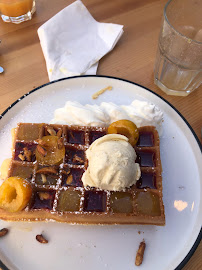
[164,0,202,45]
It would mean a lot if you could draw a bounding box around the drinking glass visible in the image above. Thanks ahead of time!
[154,0,202,96]
[0,0,36,24]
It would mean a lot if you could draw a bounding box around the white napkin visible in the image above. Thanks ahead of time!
[38,0,123,81]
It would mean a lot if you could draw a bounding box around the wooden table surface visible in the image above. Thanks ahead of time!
[0,0,201,269]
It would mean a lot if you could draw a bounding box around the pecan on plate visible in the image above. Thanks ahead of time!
[135,241,146,266]
[36,234,48,244]
[0,228,9,237]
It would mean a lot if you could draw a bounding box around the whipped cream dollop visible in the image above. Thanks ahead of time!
[50,100,163,134]
[82,134,141,191]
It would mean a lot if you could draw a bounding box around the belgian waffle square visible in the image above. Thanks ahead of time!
[0,123,165,225]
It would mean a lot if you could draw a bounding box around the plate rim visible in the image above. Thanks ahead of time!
[0,75,201,270]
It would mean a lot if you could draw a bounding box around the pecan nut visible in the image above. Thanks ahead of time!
[36,234,48,244]
[66,174,73,185]
[41,174,47,184]
[57,137,64,149]
[135,241,146,266]
[46,126,56,136]
[36,145,47,157]
[0,228,9,237]
[18,148,32,162]
[18,153,25,161]
[39,192,51,200]
[23,147,32,162]
[61,168,70,175]
[73,154,84,163]
[36,139,48,147]
[56,129,62,138]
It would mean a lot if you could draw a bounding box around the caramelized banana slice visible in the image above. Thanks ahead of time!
[35,136,65,165]
[0,177,32,212]
[107,120,139,146]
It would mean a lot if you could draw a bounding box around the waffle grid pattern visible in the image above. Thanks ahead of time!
[5,123,165,225]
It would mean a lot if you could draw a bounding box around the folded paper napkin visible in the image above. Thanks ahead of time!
[38,0,123,81]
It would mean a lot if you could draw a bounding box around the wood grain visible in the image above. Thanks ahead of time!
[0,0,201,269]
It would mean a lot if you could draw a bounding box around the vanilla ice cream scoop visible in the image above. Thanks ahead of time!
[82,134,141,191]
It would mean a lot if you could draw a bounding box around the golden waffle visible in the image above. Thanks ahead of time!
[0,123,165,225]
